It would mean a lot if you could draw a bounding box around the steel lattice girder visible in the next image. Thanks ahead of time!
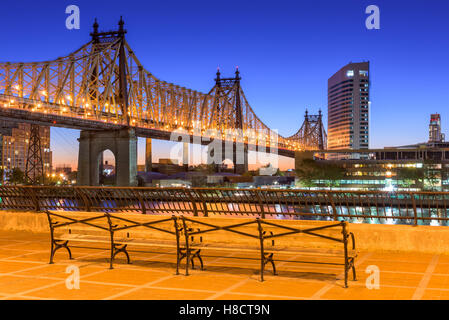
[0,27,326,152]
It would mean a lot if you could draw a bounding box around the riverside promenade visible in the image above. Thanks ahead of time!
[1,229,449,300]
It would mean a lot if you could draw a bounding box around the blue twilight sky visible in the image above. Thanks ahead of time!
[0,0,448,169]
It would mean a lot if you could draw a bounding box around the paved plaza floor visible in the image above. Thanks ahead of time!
[0,230,448,300]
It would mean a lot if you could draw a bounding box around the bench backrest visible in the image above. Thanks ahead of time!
[46,211,352,251]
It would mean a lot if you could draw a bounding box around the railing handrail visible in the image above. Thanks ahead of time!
[1,185,449,226]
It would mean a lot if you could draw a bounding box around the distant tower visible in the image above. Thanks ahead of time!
[328,62,370,159]
[25,124,45,185]
[429,113,445,143]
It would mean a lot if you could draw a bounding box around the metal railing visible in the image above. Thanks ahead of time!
[1,186,449,226]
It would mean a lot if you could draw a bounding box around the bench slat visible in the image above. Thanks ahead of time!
[56,233,179,248]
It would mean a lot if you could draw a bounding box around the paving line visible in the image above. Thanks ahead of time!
[0,294,56,300]
[147,285,311,300]
[5,268,108,298]
[206,277,252,300]
[309,252,373,300]
[0,241,34,249]
[229,291,309,300]
[206,251,320,301]
[0,249,111,279]
[412,255,440,300]
[102,252,236,300]
[1,250,53,261]
[102,275,175,300]
[0,250,115,300]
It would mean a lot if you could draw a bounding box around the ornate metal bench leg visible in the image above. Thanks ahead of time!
[265,253,276,275]
[176,248,185,275]
[179,248,189,275]
[50,240,72,264]
[49,242,55,264]
[351,258,357,281]
[190,249,204,270]
[124,248,131,264]
[112,244,131,265]
[344,260,349,288]
[66,243,73,260]
[196,250,204,270]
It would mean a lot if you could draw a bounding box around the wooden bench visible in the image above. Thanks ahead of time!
[45,211,358,287]
[179,216,358,288]
[45,211,203,273]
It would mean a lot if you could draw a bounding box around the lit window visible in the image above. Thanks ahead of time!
[346,70,354,77]
[359,70,369,76]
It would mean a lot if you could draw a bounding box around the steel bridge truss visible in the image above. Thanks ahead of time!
[0,18,326,153]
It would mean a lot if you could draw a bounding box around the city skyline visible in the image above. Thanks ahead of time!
[1,0,448,170]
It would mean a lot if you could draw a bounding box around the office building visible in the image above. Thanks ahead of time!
[429,113,444,144]
[327,62,370,158]
[0,121,52,173]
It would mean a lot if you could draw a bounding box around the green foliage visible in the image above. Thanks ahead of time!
[295,159,345,189]
[274,168,285,176]
[8,168,24,185]
[192,164,216,174]
[396,167,424,188]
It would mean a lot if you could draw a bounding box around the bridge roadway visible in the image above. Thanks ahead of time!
[0,94,296,158]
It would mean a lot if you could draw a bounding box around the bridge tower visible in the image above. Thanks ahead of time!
[293,109,328,170]
[206,68,248,174]
[77,17,137,186]
[289,109,327,150]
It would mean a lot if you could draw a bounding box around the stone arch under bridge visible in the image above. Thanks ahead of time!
[77,129,137,186]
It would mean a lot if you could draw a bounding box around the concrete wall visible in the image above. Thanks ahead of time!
[2,210,449,255]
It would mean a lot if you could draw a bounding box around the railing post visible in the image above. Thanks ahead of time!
[197,190,208,217]
[76,187,91,212]
[255,189,265,219]
[135,189,146,214]
[186,189,198,217]
[29,187,40,212]
[410,192,418,226]
[326,191,338,221]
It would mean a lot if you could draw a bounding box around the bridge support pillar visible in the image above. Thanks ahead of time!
[145,138,152,172]
[183,142,189,171]
[234,145,248,175]
[206,141,248,174]
[77,128,138,186]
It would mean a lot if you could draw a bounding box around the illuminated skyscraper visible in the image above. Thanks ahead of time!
[327,62,370,158]
[0,122,52,174]
[429,113,444,143]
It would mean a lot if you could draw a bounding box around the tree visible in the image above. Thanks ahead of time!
[192,164,215,174]
[295,159,345,189]
[295,159,322,188]
[321,164,346,189]
[8,168,24,185]
[396,167,424,189]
